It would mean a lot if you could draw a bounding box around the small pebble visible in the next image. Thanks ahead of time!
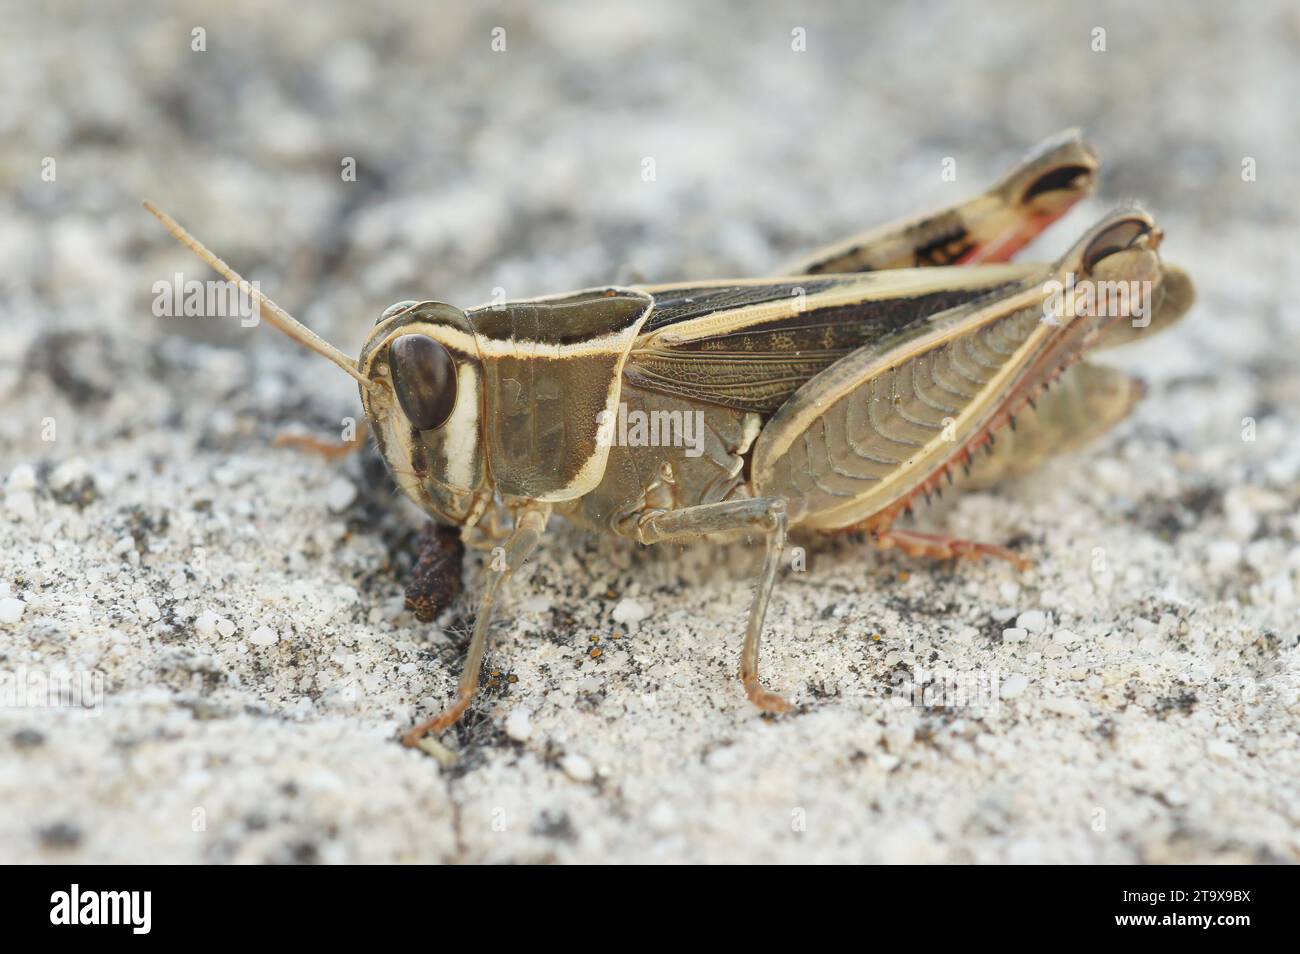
[0,598,27,625]
[560,753,594,782]
[1206,739,1237,763]
[505,708,533,742]
[1133,618,1158,639]
[1205,540,1241,573]
[706,746,739,770]
[7,464,37,492]
[647,802,679,832]
[611,597,647,625]
[249,626,279,647]
[323,478,357,513]
[195,611,221,638]
[1042,696,1086,717]
[1002,627,1027,643]
[4,492,37,522]
[136,598,161,621]
[519,594,552,614]
[49,458,91,490]
[1000,674,1029,698]
[1016,610,1048,633]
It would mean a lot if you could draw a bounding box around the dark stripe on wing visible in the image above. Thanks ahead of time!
[628,284,1014,414]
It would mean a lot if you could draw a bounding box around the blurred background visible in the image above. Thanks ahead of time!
[1,0,1297,863]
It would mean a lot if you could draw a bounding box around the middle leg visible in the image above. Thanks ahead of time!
[634,497,792,714]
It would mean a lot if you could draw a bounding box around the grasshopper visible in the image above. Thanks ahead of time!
[144,130,1193,749]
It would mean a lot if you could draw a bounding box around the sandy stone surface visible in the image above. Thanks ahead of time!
[1,0,1297,863]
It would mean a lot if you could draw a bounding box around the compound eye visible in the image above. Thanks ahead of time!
[389,334,457,430]
[1082,218,1152,273]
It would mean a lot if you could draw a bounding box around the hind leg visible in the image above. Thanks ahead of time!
[959,362,1146,489]
[780,130,1099,274]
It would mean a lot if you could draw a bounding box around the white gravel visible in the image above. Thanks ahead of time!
[0,599,26,625]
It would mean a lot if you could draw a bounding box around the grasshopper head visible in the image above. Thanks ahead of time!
[359,301,491,528]
[142,202,494,528]
[358,288,653,521]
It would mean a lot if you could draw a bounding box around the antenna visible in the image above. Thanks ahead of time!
[143,201,374,391]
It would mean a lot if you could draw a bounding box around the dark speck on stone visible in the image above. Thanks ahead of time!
[12,728,46,750]
[39,822,82,849]
[532,811,578,843]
